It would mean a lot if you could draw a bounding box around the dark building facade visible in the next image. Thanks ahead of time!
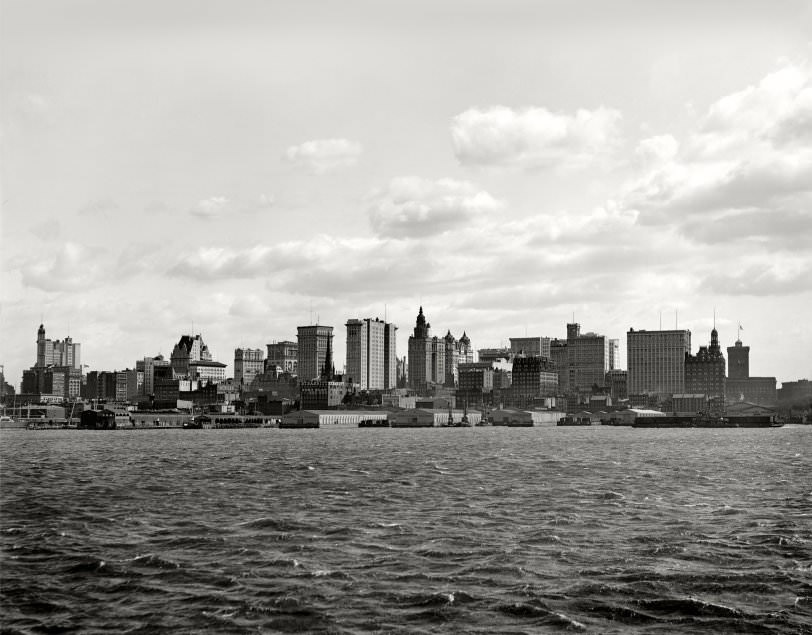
[510,356,558,408]
[724,337,777,406]
[684,328,726,402]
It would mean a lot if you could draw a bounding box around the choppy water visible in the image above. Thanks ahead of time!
[1,426,811,634]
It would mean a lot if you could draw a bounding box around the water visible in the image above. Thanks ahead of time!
[1,426,810,633]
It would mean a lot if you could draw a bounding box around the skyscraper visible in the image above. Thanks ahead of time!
[566,323,609,393]
[297,325,334,381]
[345,318,397,390]
[727,339,750,379]
[407,307,445,391]
[627,328,691,397]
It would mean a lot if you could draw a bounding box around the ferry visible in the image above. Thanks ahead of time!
[0,415,26,430]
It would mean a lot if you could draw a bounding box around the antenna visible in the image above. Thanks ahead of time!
[713,307,716,329]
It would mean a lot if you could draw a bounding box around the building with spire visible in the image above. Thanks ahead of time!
[683,327,726,411]
[22,323,83,401]
[407,307,445,392]
[443,330,474,387]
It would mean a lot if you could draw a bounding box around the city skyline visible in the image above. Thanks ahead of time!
[2,1,812,386]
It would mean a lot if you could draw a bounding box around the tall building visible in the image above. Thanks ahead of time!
[627,328,691,397]
[550,339,568,393]
[684,327,726,403]
[266,341,298,375]
[345,318,397,391]
[142,355,170,396]
[235,348,264,387]
[606,369,628,400]
[727,339,750,379]
[407,307,445,391]
[725,337,777,406]
[297,325,334,381]
[170,334,212,377]
[509,337,551,358]
[566,323,610,393]
[35,324,81,369]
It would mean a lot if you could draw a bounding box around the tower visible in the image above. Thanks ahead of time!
[727,339,750,380]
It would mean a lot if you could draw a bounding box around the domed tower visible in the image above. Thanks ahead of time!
[413,306,430,339]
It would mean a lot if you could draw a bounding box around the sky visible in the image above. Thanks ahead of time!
[2,0,812,386]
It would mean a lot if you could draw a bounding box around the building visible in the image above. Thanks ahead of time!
[566,323,610,393]
[627,328,691,398]
[36,324,81,370]
[189,360,227,383]
[266,341,298,375]
[550,339,568,393]
[407,307,446,391]
[509,337,551,358]
[510,356,558,408]
[778,379,812,406]
[606,369,628,401]
[297,325,334,381]
[608,339,620,370]
[234,348,264,387]
[478,347,512,364]
[141,355,170,396]
[345,318,397,390]
[727,339,749,379]
[457,361,495,407]
[725,337,776,406]
[443,330,473,387]
[299,380,346,409]
[170,334,213,377]
[684,327,726,407]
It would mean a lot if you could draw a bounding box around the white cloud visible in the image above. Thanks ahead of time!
[78,197,118,217]
[451,105,621,169]
[367,177,502,239]
[622,62,812,252]
[284,138,362,174]
[190,196,230,219]
[20,242,103,291]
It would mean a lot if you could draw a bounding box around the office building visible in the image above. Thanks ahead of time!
[345,318,397,391]
[627,328,691,397]
[407,307,446,391]
[297,325,334,381]
[235,348,264,387]
[266,341,298,375]
[566,323,610,393]
[510,356,558,407]
[443,331,473,387]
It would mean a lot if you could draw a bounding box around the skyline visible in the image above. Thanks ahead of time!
[2,1,812,385]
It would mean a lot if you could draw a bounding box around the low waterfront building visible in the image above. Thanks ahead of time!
[489,409,565,426]
[388,408,481,427]
[280,410,390,428]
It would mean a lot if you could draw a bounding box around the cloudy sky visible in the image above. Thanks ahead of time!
[2,0,811,386]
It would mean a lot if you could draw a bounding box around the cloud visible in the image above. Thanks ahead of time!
[623,62,812,249]
[451,105,621,169]
[190,196,230,219]
[284,138,362,174]
[367,177,502,239]
[20,242,103,291]
[700,260,812,296]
